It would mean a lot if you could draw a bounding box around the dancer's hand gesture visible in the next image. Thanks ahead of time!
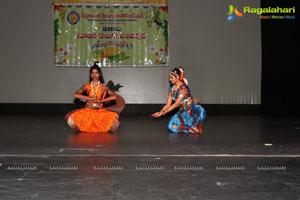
[151,112,162,118]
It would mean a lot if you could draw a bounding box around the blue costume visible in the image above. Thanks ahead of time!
[167,83,207,134]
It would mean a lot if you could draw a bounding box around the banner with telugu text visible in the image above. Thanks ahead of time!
[53,0,168,67]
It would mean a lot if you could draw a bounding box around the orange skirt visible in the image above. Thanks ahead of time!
[65,107,120,133]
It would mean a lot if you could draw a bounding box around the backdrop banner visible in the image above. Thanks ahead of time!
[53,0,168,67]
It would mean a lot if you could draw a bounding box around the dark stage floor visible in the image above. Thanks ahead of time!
[0,115,299,199]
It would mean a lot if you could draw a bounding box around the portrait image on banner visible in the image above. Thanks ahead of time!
[53,0,169,67]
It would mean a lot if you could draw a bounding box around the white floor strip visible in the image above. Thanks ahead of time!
[1,154,300,158]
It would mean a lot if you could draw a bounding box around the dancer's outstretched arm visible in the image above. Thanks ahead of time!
[151,94,184,118]
[151,92,172,117]
[160,92,173,113]
[160,95,184,116]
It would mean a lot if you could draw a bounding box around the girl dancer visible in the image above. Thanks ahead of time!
[65,62,120,133]
[151,66,206,134]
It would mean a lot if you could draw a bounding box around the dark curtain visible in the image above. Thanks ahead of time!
[261,0,299,117]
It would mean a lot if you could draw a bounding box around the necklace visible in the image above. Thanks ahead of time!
[172,84,179,99]
[90,81,100,97]
[172,82,184,99]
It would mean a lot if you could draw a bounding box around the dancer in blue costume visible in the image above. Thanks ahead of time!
[151,66,207,134]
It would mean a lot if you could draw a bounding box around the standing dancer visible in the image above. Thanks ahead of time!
[65,62,120,133]
[151,66,206,134]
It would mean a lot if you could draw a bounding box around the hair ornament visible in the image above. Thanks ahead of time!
[178,66,184,81]
[183,78,188,85]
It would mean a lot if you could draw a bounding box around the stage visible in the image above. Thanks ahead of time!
[0,114,299,199]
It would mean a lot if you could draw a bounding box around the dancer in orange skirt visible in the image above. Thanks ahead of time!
[65,63,120,133]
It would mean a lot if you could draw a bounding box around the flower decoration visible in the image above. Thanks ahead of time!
[147,45,158,55]
[66,43,75,54]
